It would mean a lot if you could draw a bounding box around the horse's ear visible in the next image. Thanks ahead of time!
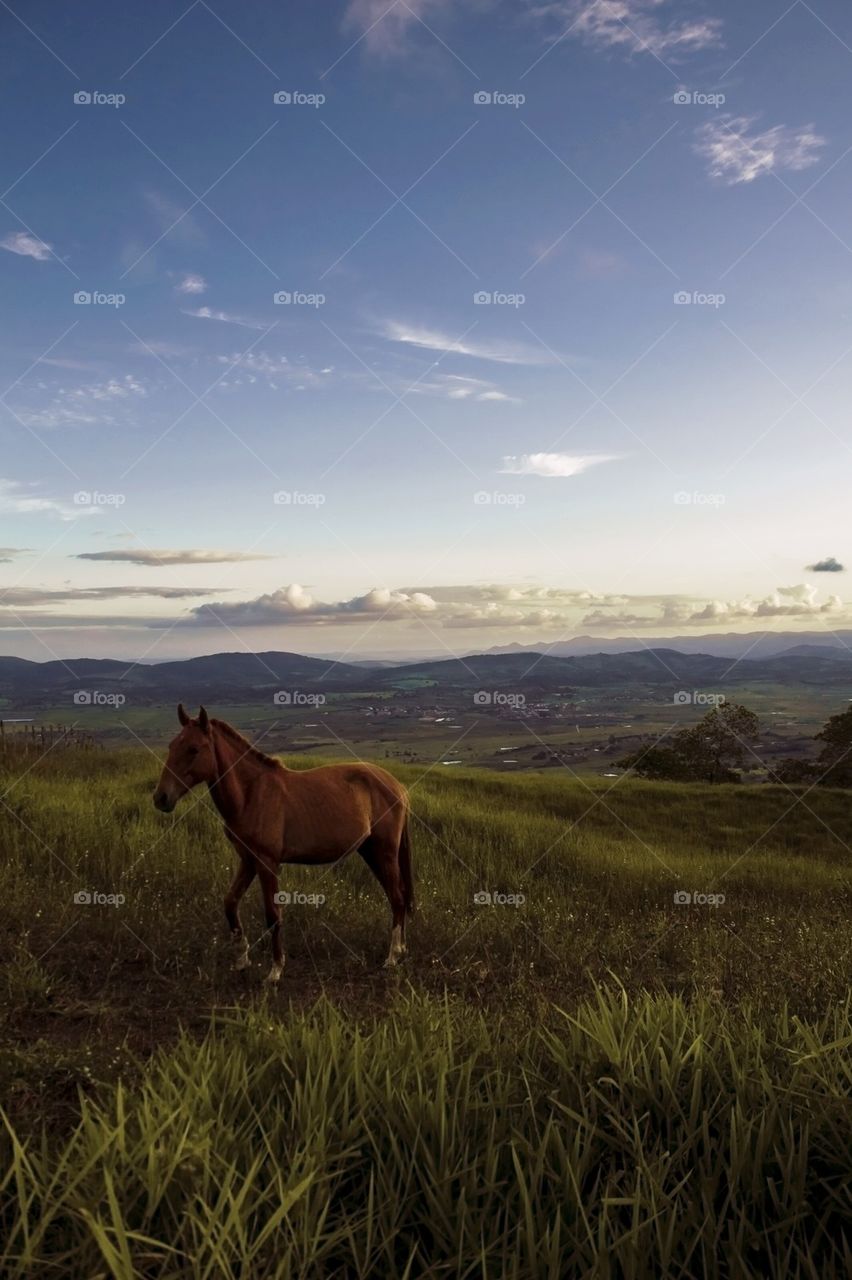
[177,703,190,726]
[198,705,210,732]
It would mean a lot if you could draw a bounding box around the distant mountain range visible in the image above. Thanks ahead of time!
[475,631,852,661]
[2,642,852,711]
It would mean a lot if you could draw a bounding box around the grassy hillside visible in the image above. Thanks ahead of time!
[0,747,850,1276]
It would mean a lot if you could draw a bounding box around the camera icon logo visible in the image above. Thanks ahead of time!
[273,90,292,104]
[673,290,692,305]
[73,291,92,305]
[473,890,492,905]
[473,290,491,305]
[473,690,492,705]
[273,291,291,305]
[673,690,692,705]
[73,91,92,105]
[673,90,692,105]
[273,690,292,705]
[673,890,692,905]
[473,91,492,105]
[73,690,92,705]
[73,890,93,904]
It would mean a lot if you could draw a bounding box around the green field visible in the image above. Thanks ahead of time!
[1,745,850,1277]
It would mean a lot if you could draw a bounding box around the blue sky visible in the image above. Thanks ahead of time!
[2,0,852,660]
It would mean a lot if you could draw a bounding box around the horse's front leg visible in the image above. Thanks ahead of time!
[257,865,284,984]
[224,859,256,970]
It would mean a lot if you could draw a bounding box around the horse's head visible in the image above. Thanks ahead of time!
[153,704,216,813]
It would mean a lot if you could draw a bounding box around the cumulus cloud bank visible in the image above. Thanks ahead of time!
[183,581,844,632]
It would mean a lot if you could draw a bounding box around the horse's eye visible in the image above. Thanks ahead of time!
[186,746,198,758]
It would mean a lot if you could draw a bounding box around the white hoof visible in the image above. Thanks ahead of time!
[265,964,283,985]
[384,926,406,967]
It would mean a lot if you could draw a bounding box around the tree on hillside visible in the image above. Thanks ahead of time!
[774,704,852,787]
[618,703,760,784]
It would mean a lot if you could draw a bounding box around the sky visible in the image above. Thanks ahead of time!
[1,0,852,661]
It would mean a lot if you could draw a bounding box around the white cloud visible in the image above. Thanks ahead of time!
[11,375,147,430]
[542,1,722,59]
[687,584,842,624]
[0,479,101,522]
[183,306,267,331]
[694,116,826,185]
[409,373,520,403]
[499,452,619,477]
[76,548,275,566]
[0,231,52,261]
[214,350,326,390]
[176,273,207,294]
[382,320,559,366]
[189,584,440,626]
[342,0,452,56]
[0,586,224,613]
[145,190,205,245]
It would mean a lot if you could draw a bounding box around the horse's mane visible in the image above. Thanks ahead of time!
[211,719,283,770]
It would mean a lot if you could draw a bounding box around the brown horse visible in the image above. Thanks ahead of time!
[153,705,413,982]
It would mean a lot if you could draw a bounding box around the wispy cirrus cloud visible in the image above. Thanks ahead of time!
[183,305,267,331]
[75,548,276,566]
[500,451,619,476]
[10,375,147,430]
[0,479,102,522]
[537,1,723,59]
[381,320,560,366]
[0,231,53,261]
[342,0,453,57]
[694,116,826,185]
[2,585,224,608]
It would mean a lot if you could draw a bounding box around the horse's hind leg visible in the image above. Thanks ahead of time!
[359,836,407,967]
[224,859,256,970]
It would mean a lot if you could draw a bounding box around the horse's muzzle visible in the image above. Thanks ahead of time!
[153,791,176,813]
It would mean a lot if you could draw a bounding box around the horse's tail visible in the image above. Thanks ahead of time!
[398,812,415,917]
